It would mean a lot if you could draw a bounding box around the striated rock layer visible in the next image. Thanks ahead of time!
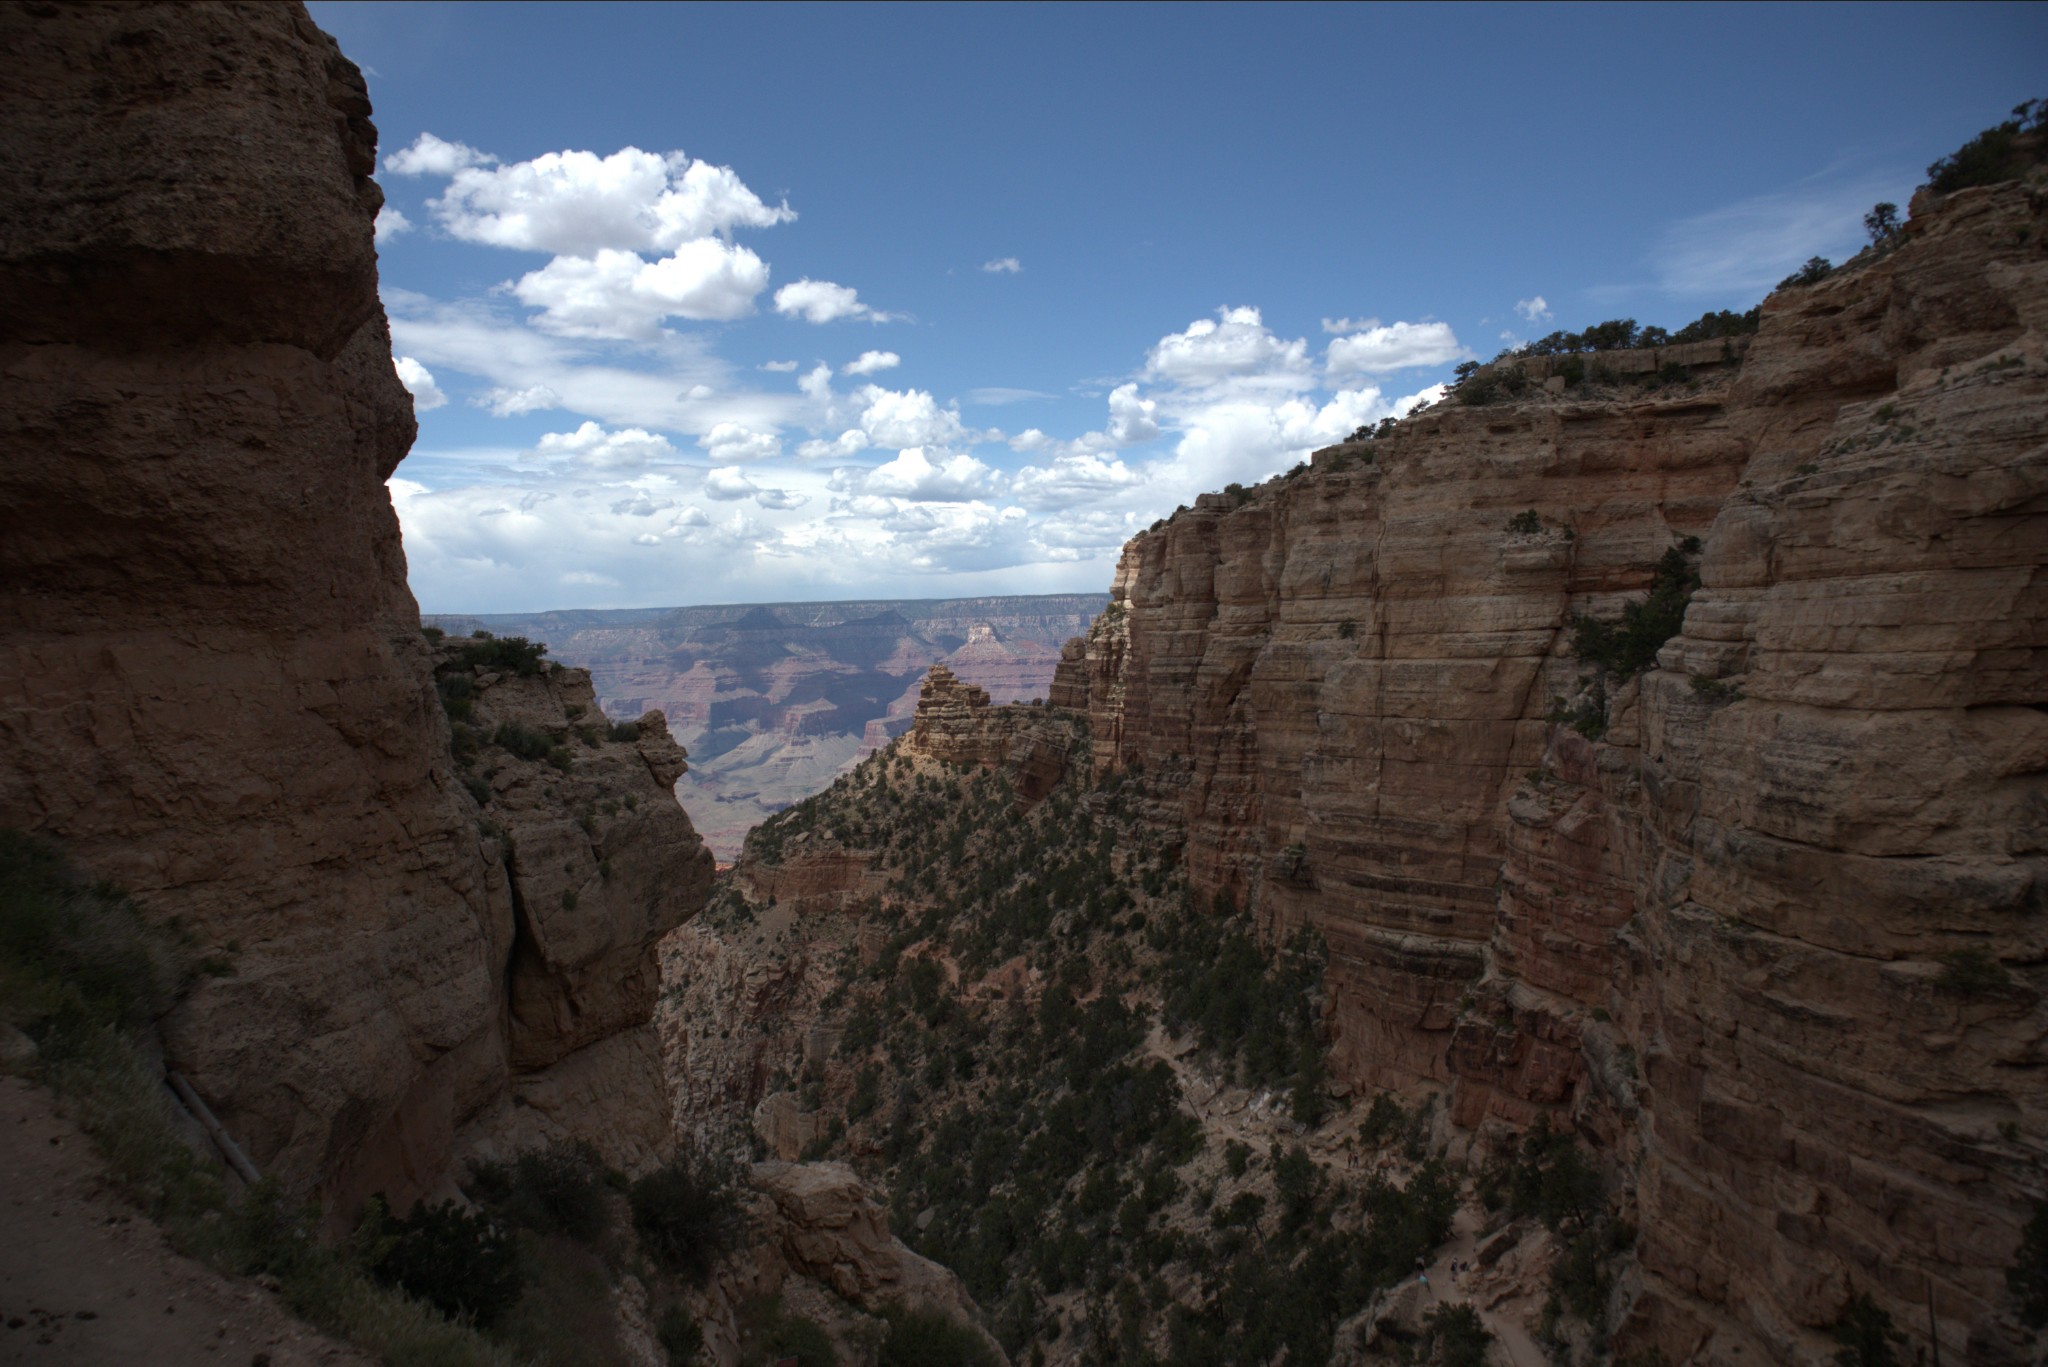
[0,2,710,1218]
[1061,183,2048,1361]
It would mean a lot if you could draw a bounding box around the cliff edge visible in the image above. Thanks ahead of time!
[0,1,711,1219]
[1059,179,2047,1361]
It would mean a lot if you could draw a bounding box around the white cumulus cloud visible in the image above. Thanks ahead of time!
[855,385,967,449]
[845,448,1001,502]
[394,356,446,411]
[1325,321,1465,376]
[843,350,901,376]
[704,467,759,501]
[511,241,769,338]
[699,422,783,463]
[1321,316,1379,335]
[375,206,412,243]
[423,145,792,256]
[1146,307,1310,390]
[533,421,678,471]
[981,257,1022,274]
[1515,296,1552,324]
[796,430,871,461]
[1105,383,1159,445]
[774,278,894,324]
[760,360,799,373]
[384,132,496,177]
[1010,454,1144,511]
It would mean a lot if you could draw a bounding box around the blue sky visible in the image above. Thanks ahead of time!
[308,0,2045,613]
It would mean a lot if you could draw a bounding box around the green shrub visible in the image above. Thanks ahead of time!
[457,634,550,677]
[1937,945,2010,997]
[658,1304,704,1365]
[490,1232,625,1366]
[1570,547,1699,677]
[1506,510,1544,534]
[878,1304,998,1367]
[607,719,641,742]
[1668,307,1760,344]
[468,1142,613,1244]
[437,672,475,722]
[1359,1094,1405,1148]
[1478,1117,1602,1228]
[1778,256,1834,290]
[1926,99,2046,194]
[363,1198,523,1329]
[1550,1216,1633,1323]
[1864,202,1902,246]
[763,1308,838,1367]
[1425,1303,1494,1367]
[1830,1293,1905,1367]
[492,722,555,762]
[0,830,191,1040]
[630,1150,749,1286]
[2011,1199,2048,1328]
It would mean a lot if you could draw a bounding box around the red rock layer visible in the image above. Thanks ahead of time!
[1069,184,2048,1361]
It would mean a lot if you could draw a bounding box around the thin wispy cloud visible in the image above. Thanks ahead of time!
[967,387,1056,405]
[1653,168,1909,298]
[981,257,1022,274]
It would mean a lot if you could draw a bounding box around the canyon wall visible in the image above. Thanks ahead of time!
[1066,182,2047,1361]
[0,2,709,1217]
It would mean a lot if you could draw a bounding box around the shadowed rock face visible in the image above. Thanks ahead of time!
[0,2,709,1218]
[1062,183,2048,1362]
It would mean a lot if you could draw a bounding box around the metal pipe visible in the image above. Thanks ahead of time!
[166,1070,262,1186]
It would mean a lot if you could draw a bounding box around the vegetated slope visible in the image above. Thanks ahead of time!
[437,595,1107,860]
[664,681,1523,1365]
[1059,153,2048,1360]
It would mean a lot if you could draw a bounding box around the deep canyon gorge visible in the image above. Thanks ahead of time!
[0,5,2042,1366]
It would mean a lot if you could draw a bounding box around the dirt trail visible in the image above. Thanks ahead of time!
[0,1075,368,1367]
[1413,1205,1547,1367]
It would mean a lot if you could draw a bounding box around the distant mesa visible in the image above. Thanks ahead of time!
[429,594,1107,859]
[729,605,791,631]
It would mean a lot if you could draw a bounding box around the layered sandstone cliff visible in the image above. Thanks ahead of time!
[1061,182,2047,1361]
[0,2,710,1217]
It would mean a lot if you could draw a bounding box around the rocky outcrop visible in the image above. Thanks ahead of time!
[905,665,994,759]
[681,1162,1005,1367]
[430,645,713,1174]
[1066,182,2048,1361]
[902,665,1079,804]
[0,3,710,1218]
